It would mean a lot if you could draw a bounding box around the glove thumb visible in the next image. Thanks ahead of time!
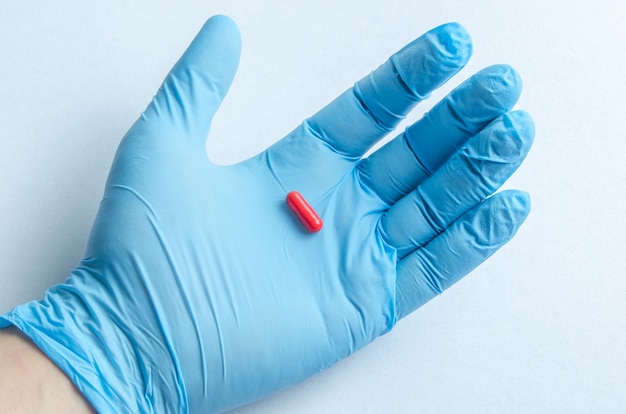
[142,15,242,143]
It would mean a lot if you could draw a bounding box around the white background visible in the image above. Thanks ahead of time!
[1,1,625,413]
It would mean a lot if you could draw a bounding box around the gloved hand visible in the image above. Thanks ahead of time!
[0,15,534,413]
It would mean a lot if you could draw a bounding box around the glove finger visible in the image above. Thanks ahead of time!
[313,22,471,157]
[140,15,241,145]
[380,110,534,259]
[264,23,471,195]
[395,190,530,319]
[357,64,522,205]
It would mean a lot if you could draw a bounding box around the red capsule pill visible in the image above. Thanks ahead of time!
[286,191,323,233]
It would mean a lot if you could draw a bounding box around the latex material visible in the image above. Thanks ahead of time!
[0,16,534,413]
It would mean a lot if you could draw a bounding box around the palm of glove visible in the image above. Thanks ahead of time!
[87,104,398,410]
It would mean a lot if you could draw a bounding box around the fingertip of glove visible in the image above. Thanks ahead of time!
[501,190,531,241]
[471,64,523,112]
[393,22,472,98]
[469,190,531,248]
[506,109,535,139]
[496,190,531,235]
[189,14,242,81]
[484,110,535,163]
[508,189,532,217]
[205,14,237,29]
[502,110,536,150]
[202,15,242,46]
[431,22,473,67]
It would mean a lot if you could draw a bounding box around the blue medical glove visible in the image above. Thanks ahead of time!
[0,15,534,413]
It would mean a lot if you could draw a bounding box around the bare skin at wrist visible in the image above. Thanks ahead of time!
[0,327,95,414]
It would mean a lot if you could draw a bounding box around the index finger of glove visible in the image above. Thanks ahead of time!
[281,22,472,158]
[265,23,472,194]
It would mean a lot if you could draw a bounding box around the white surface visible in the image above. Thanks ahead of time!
[1,1,625,413]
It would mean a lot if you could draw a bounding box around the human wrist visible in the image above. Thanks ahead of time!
[0,326,95,414]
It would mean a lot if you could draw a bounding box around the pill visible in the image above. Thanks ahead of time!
[286,191,323,232]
